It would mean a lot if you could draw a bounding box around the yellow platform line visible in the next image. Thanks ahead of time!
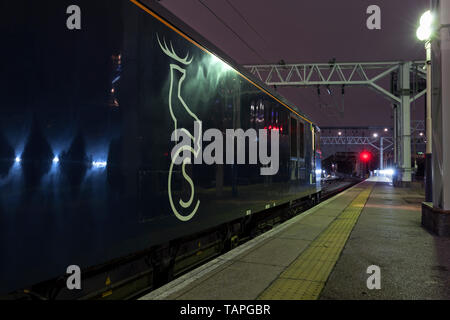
[258,183,375,300]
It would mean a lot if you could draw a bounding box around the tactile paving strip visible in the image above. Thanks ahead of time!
[258,183,374,300]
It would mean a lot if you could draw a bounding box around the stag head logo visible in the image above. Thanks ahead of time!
[157,33,201,222]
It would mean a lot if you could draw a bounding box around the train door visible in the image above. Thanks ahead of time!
[289,116,305,181]
[289,117,298,180]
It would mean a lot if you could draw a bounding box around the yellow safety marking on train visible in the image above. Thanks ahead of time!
[258,183,374,300]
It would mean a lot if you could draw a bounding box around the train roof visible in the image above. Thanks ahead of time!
[136,0,318,128]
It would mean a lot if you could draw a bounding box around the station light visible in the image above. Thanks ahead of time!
[373,133,378,138]
[417,26,432,41]
[416,10,434,41]
[419,132,424,136]
[420,10,433,27]
[338,131,342,136]
[15,156,21,163]
[53,156,60,164]
[384,128,388,132]
[379,169,394,176]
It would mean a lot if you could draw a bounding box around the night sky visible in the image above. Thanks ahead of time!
[160,0,429,128]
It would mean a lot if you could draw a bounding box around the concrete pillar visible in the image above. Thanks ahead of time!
[393,106,397,164]
[442,1,450,210]
[400,62,412,184]
[422,0,450,236]
[434,0,450,210]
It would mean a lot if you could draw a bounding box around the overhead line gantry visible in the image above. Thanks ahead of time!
[245,61,427,185]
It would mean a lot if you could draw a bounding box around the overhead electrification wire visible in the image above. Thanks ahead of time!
[197,0,268,63]
[224,0,267,45]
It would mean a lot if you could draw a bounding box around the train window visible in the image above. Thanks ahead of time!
[299,121,305,158]
[290,118,297,158]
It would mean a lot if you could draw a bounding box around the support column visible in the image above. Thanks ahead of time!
[440,0,450,211]
[400,62,412,185]
[422,0,450,236]
[380,137,384,170]
[425,41,433,202]
[393,106,397,164]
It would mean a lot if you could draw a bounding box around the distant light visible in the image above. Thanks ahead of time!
[53,156,60,164]
[322,170,326,174]
[379,169,394,176]
[384,128,388,132]
[92,161,107,168]
[15,156,21,163]
[419,132,424,136]
[373,133,378,138]
[338,131,342,136]
[315,169,322,175]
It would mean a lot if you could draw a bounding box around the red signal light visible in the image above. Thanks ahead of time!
[360,151,371,162]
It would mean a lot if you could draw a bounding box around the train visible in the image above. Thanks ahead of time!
[0,0,321,299]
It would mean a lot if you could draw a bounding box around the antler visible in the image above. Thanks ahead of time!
[157,33,193,65]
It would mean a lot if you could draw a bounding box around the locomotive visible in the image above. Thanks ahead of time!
[0,0,321,299]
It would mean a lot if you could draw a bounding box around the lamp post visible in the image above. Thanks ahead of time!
[416,10,434,202]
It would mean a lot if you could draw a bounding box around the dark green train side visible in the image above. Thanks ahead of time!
[0,0,321,298]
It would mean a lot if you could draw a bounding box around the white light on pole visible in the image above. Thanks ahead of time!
[417,25,432,41]
[416,9,434,202]
[416,10,434,41]
[420,10,433,28]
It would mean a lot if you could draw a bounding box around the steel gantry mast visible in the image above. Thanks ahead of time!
[245,61,427,185]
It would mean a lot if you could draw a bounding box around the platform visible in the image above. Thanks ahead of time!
[139,179,450,300]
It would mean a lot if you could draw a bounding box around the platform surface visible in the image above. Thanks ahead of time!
[139,180,450,300]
